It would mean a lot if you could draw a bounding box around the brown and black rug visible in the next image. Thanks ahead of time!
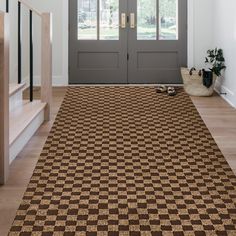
[9,87,236,236]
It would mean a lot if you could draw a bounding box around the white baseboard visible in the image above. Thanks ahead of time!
[215,80,236,108]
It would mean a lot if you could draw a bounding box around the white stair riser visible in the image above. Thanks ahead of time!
[9,109,44,164]
[9,89,23,112]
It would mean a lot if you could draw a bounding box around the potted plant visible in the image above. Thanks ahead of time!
[181,48,226,97]
[205,48,226,76]
[204,48,226,88]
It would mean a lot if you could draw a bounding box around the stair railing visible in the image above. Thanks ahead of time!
[6,0,9,12]
[16,0,52,120]
[0,0,52,184]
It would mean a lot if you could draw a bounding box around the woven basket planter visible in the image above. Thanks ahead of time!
[181,67,217,97]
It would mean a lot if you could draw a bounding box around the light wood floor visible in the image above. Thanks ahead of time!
[0,87,236,236]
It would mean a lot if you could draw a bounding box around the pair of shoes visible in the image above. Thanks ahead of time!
[156,86,177,96]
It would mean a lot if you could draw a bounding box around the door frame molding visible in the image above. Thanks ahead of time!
[187,0,194,68]
[63,0,69,86]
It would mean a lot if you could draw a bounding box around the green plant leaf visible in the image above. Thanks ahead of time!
[205,48,226,76]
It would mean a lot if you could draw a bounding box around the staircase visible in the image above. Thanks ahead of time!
[0,1,52,184]
[9,83,46,163]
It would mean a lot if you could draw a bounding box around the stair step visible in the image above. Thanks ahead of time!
[9,83,26,97]
[9,100,46,146]
[9,83,27,112]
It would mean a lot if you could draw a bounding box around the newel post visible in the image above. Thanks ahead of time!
[41,13,52,121]
[0,11,9,185]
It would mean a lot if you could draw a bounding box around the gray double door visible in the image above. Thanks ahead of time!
[69,0,187,84]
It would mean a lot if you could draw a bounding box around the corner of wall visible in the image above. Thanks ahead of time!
[212,0,236,109]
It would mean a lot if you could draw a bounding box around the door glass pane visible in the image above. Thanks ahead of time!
[78,0,97,40]
[137,0,157,40]
[100,0,119,40]
[159,0,178,40]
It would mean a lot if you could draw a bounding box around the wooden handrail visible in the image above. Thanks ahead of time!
[18,0,42,17]
[0,11,9,185]
[16,0,52,119]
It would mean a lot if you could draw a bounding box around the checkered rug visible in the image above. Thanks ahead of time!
[9,87,236,236]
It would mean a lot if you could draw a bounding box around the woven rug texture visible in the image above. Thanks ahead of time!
[9,87,236,236]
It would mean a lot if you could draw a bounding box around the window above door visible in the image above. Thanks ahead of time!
[137,0,178,40]
[78,0,119,40]
[159,0,178,40]
[77,0,179,41]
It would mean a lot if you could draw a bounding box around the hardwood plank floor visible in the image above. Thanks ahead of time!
[0,87,236,236]
[191,94,236,174]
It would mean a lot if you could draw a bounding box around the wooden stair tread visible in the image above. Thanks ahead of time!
[9,100,46,145]
[9,83,26,96]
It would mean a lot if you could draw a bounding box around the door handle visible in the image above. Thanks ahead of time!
[120,13,126,28]
[130,13,136,28]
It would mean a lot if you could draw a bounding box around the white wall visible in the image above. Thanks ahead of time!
[188,0,214,69]
[0,0,19,83]
[0,1,4,9]
[213,0,236,107]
